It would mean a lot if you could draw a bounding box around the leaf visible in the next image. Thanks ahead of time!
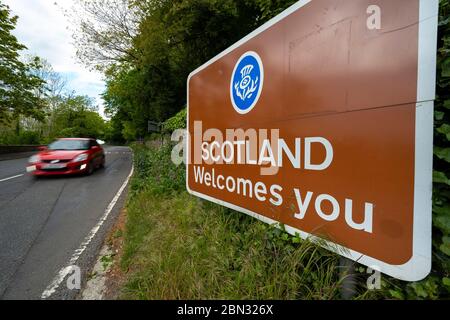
[437,124,450,140]
[408,278,439,299]
[442,57,450,77]
[444,99,450,110]
[435,111,445,120]
[388,289,404,300]
[433,204,450,216]
[439,17,450,27]
[434,215,450,234]
[410,284,428,298]
[440,237,450,256]
[443,277,450,290]
[434,147,450,163]
[433,171,450,186]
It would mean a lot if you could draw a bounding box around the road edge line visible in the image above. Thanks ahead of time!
[0,174,24,182]
[41,164,134,299]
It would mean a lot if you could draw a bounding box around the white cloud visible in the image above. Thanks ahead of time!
[3,0,107,117]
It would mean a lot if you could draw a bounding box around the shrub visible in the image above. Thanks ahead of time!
[17,131,40,145]
[0,129,41,145]
[121,1,450,300]
[162,107,187,133]
[129,142,185,196]
[122,140,376,299]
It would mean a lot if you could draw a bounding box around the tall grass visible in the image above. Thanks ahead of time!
[119,143,375,299]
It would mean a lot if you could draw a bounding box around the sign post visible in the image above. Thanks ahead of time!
[187,0,439,281]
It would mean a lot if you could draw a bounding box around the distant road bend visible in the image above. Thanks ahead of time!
[0,146,133,300]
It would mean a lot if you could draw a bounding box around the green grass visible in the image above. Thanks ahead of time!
[119,187,374,299]
[114,143,383,300]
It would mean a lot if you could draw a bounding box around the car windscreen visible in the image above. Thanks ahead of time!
[48,140,90,151]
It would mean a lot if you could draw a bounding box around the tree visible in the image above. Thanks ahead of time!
[0,2,47,123]
[100,0,263,140]
[73,0,305,141]
[252,0,298,21]
[66,0,142,71]
[46,94,106,140]
[30,56,67,100]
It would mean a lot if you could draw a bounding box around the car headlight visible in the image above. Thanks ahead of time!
[72,154,89,162]
[29,155,40,163]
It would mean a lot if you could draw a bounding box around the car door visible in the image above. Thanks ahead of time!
[89,139,102,166]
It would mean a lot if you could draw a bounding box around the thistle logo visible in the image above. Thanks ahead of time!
[230,51,264,114]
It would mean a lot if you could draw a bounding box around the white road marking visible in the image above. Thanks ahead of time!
[41,165,134,299]
[0,174,24,182]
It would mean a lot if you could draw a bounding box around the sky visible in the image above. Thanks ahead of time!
[3,0,107,118]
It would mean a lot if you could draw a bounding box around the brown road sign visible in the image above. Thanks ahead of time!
[186,0,439,281]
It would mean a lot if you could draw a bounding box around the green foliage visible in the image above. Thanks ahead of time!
[435,146,450,162]
[121,142,374,299]
[45,95,106,141]
[162,107,187,132]
[0,94,107,145]
[91,0,450,299]
[381,0,450,300]
[0,3,47,122]
[17,130,40,145]
[100,0,312,141]
[121,121,138,142]
[102,0,265,141]
[129,142,185,196]
[103,114,126,144]
[252,0,298,21]
[0,5,106,145]
[0,128,40,145]
[429,0,450,298]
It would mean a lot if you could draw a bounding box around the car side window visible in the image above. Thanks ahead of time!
[90,140,98,148]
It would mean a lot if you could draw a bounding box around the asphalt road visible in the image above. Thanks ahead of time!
[0,146,133,300]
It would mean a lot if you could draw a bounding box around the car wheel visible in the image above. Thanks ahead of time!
[99,156,105,169]
[86,161,94,176]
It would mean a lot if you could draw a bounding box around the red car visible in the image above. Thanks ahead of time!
[27,138,105,177]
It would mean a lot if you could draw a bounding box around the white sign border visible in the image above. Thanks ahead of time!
[186,0,438,282]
